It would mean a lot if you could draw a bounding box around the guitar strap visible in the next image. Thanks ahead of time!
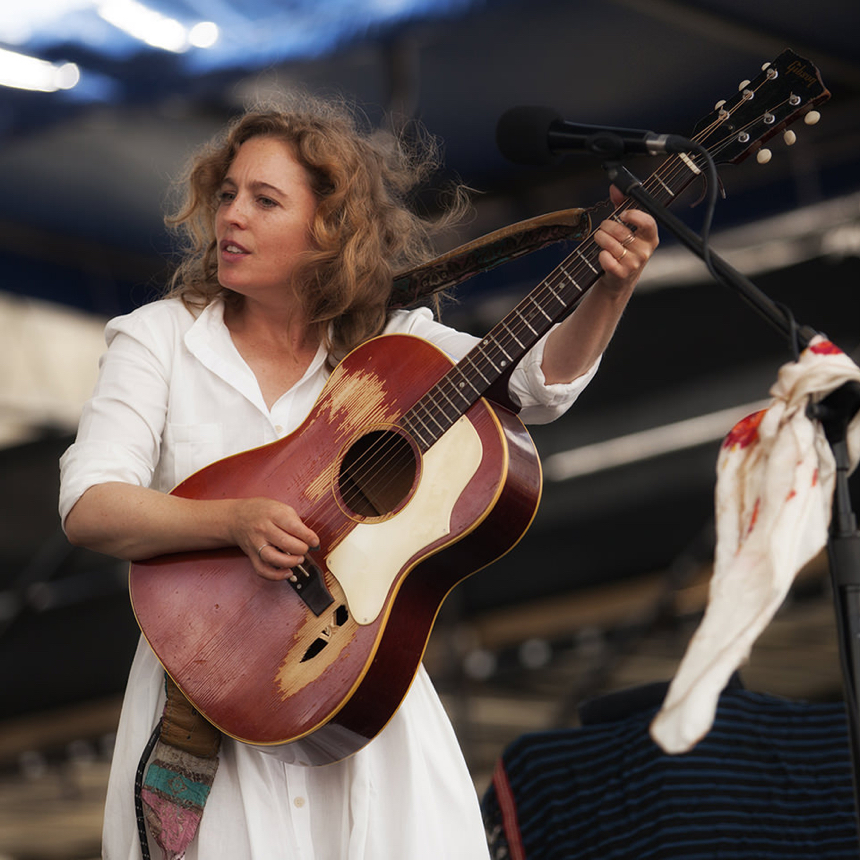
[138,675,221,860]
[133,206,590,858]
[389,207,590,308]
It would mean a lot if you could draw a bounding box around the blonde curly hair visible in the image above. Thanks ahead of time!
[164,93,469,359]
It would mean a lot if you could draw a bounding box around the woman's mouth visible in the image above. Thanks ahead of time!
[221,239,250,256]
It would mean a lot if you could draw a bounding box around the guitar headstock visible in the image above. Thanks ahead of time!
[691,49,830,166]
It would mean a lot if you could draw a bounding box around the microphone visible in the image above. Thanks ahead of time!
[496,105,693,165]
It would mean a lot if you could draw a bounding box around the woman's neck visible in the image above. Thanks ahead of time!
[224,297,322,409]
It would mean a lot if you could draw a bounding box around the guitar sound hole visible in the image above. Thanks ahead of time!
[338,429,417,518]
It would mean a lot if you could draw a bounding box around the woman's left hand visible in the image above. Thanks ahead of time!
[540,187,659,385]
[592,188,660,299]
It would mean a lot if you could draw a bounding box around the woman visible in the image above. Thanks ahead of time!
[60,93,658,858]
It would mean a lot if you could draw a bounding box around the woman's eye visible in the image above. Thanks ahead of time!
[258,196,277,208]
[217,190,235,204]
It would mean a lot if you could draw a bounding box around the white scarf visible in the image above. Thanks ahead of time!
[651,336,860,753]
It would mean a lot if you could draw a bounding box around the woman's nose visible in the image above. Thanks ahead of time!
[222,195,247,226]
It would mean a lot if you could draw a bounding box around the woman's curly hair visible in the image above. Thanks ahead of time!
[164,92,470,359]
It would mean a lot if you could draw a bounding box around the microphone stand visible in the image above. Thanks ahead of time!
[605,160,860,844]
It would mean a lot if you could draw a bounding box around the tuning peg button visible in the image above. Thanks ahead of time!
[784,130,797,146]
[804,110,821,125]
[756,149,773,164]
[738,79,751,90]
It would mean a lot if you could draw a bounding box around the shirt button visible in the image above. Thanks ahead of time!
[275,425,284,434]
[294,796,306,808]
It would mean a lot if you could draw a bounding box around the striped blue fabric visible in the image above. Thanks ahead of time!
[482,688,859,859]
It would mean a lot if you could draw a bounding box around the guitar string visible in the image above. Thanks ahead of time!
[334,104,738,505]
[322,65,816,519]
[331,99,763,517]
[307,79,795,534]
[332,89,784,518]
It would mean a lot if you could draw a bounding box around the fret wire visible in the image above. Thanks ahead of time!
[435,380,467,413]
[556,265,589,296]
[500,318,526,348]
[405,406,445,448]
[409,400,445,436]
[544,279,568,305]
[405,409,434,441]
[462,353,492,385]
[525,292,554,323]
[444,375,474,406]
[451,366,481,397]
[405,149,710,443]
[571,250,598,275]
[486,335,513,362]
[402,415,431,449]
[654,175,675,197]
[421,404,447,434]
[465,345,492,372]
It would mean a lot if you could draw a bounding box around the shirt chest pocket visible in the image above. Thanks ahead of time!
[162,422,224,487]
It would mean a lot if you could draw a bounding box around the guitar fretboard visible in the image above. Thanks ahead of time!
[398,157,698,452]
[398,47,829,451]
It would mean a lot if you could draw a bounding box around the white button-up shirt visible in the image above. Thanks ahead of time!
[60,297,596,860]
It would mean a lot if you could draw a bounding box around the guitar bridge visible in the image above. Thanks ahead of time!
[288,554,335,616]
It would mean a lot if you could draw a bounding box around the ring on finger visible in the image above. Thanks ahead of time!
[622,232,636,246]
[615,246,628,262]
[256,543,271,558]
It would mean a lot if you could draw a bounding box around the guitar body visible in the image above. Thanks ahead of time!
[130,333,542,765]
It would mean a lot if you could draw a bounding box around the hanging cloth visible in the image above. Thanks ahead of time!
[651,336,860,754]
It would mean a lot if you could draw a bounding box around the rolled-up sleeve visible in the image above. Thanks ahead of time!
[58,313,172,526]
[508,330,600,424]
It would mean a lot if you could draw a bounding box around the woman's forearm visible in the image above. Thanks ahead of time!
[541,202,658,384]
[63,482,240,561]
[63,482,320,583]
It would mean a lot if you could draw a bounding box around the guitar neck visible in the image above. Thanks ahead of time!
[400,48,830,451]
[400,152,700,451]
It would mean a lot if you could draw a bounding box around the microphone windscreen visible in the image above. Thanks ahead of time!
[496,105,562,166]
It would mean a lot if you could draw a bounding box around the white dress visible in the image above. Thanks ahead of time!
[59,298,596,860]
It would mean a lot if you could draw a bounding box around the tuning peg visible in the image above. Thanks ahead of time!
[756,149,773,164]
[714,99,726,109]
[804,110,821,125]
[761,62,771,71]
[784,130,797,146]
[738,79,751,90]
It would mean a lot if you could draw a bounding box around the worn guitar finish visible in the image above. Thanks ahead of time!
[132,335,542,764]
[130,49,829,765]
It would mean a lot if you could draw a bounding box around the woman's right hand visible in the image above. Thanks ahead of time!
[229,497,320,581]
[65,483,319,580]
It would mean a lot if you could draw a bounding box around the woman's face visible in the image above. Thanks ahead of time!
[215,135,318,302]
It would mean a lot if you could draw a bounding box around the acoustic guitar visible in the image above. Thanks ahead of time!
[130,49,828,765]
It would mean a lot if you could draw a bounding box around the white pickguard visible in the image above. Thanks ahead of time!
[326,415,483,625]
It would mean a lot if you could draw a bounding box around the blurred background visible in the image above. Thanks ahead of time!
[0,0,859,856]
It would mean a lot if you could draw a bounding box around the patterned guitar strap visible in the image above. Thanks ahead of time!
[138,674,221,859]
[135,206,590,859]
